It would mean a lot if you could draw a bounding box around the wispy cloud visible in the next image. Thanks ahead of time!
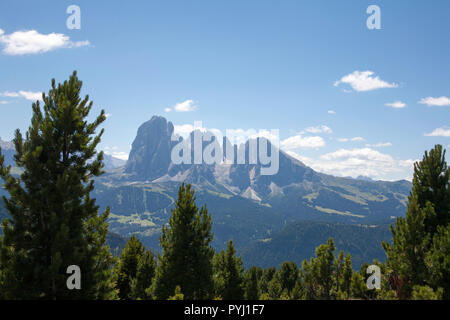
[334,70,398,92]
[337,137,365,142]
[174,99,197,112]
[281,135,325,150]
[0,28,89,55]
[1,90,42,101]
[288,148,416,180]
[366,142,392,147]
[424,127,450,137]
[385,101,406,108]
[419,96,450,107]
[301,125,332,134]
[165,100,197,113]
[328,110,336,115]
[104,146,128,161]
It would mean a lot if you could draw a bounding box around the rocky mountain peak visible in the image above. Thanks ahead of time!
[124,116,176,180]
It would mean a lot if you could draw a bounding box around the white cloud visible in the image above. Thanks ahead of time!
[366,142,392,147]
[174,124,199,138]
[419,96,450,107]
[0,28,90,55]
[385,101,406,108]
[334,70,398,92]
[105,113,112,118]
[307,148,414,180]
[337,137,365,143]
[1,90,42,101]
[281,135,325,150]
[225,128,279,146]
[301,125,332,134]
[328,110,336,115]
[172,125,279,147]
[103,146,128,160]
[174,99,197,112]
[105,151,128,161]
[424,127,450,137]
[0,100,11,104]
[104,146,127,159]
[164,108,172,113]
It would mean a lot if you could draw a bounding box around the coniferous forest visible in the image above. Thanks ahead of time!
[0,72,448,301]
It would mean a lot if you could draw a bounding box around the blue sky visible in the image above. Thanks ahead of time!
[0,0,449,180]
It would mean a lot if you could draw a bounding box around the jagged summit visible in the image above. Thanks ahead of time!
[125,116,177,180]
[121,115,319,196]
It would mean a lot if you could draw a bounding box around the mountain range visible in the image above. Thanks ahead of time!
[0,117,412,268]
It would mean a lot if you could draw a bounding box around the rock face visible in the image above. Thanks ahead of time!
[122,116,321,193]
[125,116,177,180]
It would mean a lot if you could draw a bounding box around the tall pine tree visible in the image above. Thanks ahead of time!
[130,249,156,300]
[115,235,146,300]
[0,71,115,299]
[244,266,260,300]
[213,240,244,300]
[153,183,215,300]
[383,145,450,299]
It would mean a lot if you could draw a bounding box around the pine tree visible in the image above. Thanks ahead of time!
[383,145,449,298]
[213,240,244,300]
[350,272,367,299]
[411,285,443,300]
[153,183,215,300]
[300,238,336,300]
[300,259,317,299]
[259,267,276,296]
[0,71,115,299]
[267,277,282,300]
[115,235,146,299]
[341,254,353,298]
[244,266,260,300]
[130,250,156,300]
[277,261,299,296]
[168,286,184,300]
[334,251,345,295]
[410,145,450,232]
[314,238,335,299]
[425,224,450,299]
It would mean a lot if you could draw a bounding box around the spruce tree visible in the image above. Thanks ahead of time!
[341,254,353,298]
[0,71,115,299]
[115,235,146,299]
[244,266,260,300]
[153,183,215,300]
[213,240,244,300]
[410,145,450,232]
[267,276,282,300]
[314,238,335,299]
[130,250,156,300]
[259,267,276,296]
[300,238,336,300]
[277,261,299,296]
[383,145,449,298]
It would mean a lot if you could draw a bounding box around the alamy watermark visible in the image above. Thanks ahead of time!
[367,5,381,30]
[170,121,280,175]
[366,265,381,290]
[66,265,81,290]
[66,5,81,30]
